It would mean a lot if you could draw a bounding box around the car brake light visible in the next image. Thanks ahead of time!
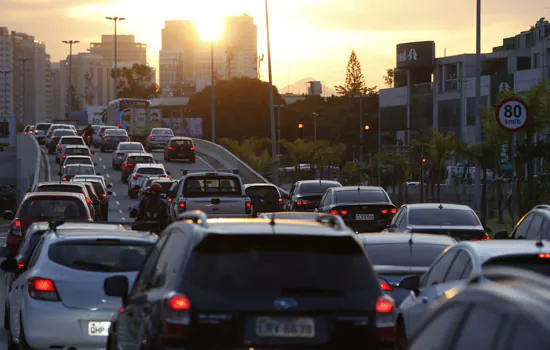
[245,200,252,214]
[168,197,173,202]
[125,138,129,142]
[178,202,186,209]
[380,281,393,291]
[390,208,397,214]
[102,193,107,198]
[85,197,91,205]
[340,210,348,215]
[28,278,60,301]
[278,197,283,206]
[169,295,191,311]
[62,155,67,159]
[470,236,490,241]
[51,138,56,143]
[190,146,195,151]
[62,177,67,181]
[539,253,550,258]
[57,144,61,149]
[168,146,174,151]
[164,294,192,335]
[329,210,338,215]
[296,200,308,206]
[133,174,138,179]
[381,209,388,214]
[18,263,24,269]
[103,137,108,141]
[13,220,21,227]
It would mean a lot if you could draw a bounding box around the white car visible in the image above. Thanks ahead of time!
[33,123,52,144]
[55,136,86,163]
[127,163,169,198]
[111,142,145,170]
[60,155,95,173]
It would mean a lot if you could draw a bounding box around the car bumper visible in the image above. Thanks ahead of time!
[346,220,389,233]
[99,142,120,148]
[23,297,118,349]
[166,151,195,158]
[147,140,169,147]
[113,157,125,165]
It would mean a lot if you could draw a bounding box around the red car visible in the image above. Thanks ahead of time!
[3,192,93,256]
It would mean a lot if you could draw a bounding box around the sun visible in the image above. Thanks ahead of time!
[195,15,225,41]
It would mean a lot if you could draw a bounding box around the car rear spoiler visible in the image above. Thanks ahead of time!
[181,168,239,175]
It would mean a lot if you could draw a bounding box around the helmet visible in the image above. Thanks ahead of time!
[149,183,163,195]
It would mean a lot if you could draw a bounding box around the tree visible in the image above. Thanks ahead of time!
[111,63,160,99]
[383,68,394,87]
[335,50,376,97]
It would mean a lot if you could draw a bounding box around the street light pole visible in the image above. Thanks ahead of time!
[265,0,278,184]
[359,95,364,169]
[62,40,79,119]
[474,0,483,214]
[0,70,12,116]
[106,17,125,100]
[210,40,216,143]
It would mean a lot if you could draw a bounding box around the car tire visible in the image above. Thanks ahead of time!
[19,317,33,350]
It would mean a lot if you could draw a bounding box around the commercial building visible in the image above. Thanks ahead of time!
[0,27,14,116]
[222,15,258,80]
[379,18,550,152]
[89,35,147,67]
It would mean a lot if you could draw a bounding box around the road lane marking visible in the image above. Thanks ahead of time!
[102,165,106,169]
[99,157,103,161]
[106,173,111,178]
[116,201,120,206]
[112,191,116,196]
[121,217,126,221]
[196,155,215,170]
[119,209,123,214]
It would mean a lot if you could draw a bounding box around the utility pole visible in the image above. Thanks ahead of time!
[474,0,483,214]
[62,40,79,119]
[265,0,278,184]
[359,95,364,169]
[0,70,12,116]
[274,105,283,154]
[106,17,125,100]
[210,40,216,143]
[17,57,30,124]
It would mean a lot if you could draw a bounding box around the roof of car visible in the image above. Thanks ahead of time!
[64,145,89,149]
[36,182,85,188]
[29,221,130,232]
[47,228,157,243]
[53,129,75,133]
[59,136,82,139]
[169,136,192,140]
[150,178,175,183]
[72,175,104,181]
[118,142,143,146]
[105,128,127,133]
[358,232,457,245]
[151,128,171,131]
[334,186,385,192]
[126,152,153,157]
[99,125,117,129]
[23,191,86,200]
[245,183,278,188]
[63,155,92,160]
[65,163,94,168]
[297,180,341,185]
[404,203,474,211]
[201,218,356,236]
[456,240,550,262]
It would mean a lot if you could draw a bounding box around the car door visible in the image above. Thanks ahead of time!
[317,189,332,212]
[452,304,509,350]
[9,236,46,341]
[524,214,544,240]
[511,213,534,239]
[401,249,459,335]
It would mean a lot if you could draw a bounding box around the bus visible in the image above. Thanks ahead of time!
[104,98,161,141]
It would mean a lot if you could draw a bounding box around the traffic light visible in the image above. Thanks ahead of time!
[298,123,304,129]
[364,125,370,131]
[422,157,427,163]
[297,122,305,138]
[116,121,121,128]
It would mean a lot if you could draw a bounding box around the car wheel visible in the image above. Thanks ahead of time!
[19,317,33,350]
[396,318,407,350]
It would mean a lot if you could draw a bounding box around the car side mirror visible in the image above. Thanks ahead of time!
[0,258,19,273]
[3,210,14,221]
[493,231,509,239]
[104,275,129,305]
[397,274,421,294]
[107,191,113,195]
[107,183,113,189]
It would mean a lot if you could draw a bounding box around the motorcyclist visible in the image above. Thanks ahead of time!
[133,183,169,233]
[83,123,94,145]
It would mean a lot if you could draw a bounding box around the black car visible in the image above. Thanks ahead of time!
[407,267,550,350]
[72,178,112,221]
[245,183,285,217]
[494,205,550,240]
[104,214,396,349]
[359,233,456,306]
[387,203,489,241]
[317,186,396,232]
[287,180,342,212]
[164,137,196,162]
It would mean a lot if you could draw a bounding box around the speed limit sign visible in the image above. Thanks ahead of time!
[496,97,529,132]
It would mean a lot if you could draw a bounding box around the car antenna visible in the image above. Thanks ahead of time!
[536,229,544,248]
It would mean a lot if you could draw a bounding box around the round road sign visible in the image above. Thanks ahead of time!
[496,97,529,132]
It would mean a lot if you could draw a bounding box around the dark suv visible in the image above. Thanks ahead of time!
[164,137,196,163]
[104,211,395,350]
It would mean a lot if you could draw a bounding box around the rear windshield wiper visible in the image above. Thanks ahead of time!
[281,287,344,297]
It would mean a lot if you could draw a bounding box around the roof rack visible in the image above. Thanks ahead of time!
[177,210,209,228]
[46,219,165,234]
[468,266,550,290]
[181,168,239,176]
[315,214,347,231]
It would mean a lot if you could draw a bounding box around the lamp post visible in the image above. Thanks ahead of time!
[0,70,12,116]
[210,40,216,143]
[265,0,278,184]
[17,57,30,124]
[106,17,125,100]
[474,0,482,213]
[62,40,79,119]
[274,105,284,154]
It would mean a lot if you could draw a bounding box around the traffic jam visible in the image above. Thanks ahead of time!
[8,121,550,349]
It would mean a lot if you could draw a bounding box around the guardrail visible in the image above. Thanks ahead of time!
[16,134,46,204]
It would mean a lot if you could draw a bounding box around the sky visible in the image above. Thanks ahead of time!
[3,0,550,93]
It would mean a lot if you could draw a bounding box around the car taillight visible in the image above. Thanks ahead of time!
[102,193,107,198]
[278,197,283,207]
[296,200,308,206]
[133,174,138,179]
[11,220,22,236]
[380,281,393,291]
[329,209,348,215]
[163,294,192,335]
[125,138,129,141]
[103,137,108,141]
[85,197,91,205]
[161,174,168,178]
[390,208,397,214]
[168,146,174,151]
[245,200,252,214]
[62,177,67,181]
[57,144,61,149]
[381,209,388,214]
[470,236,490,241]
[151,135,155,140]
[168,197,173,203]
[190,146,195,151]
[178,201,186,210]
[18,263,24,269]
[124,163,133,168]
[28,278,60,301]
[539,253,550,258]
[51,137,56,143]
[62,155,67,159]
[375,295,395,340]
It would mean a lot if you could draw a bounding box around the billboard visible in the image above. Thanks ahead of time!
[396,41,435,69]
[161,117,203,138]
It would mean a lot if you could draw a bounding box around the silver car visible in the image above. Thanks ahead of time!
[55,136,86,163]
[145,128,174,151]
[4,224,156,350]
[127,163,169,198]
[112,142,145,170]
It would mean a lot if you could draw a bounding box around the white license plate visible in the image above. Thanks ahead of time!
[356,214,375,221]
[88,321,110,336]
[256,317,315,338]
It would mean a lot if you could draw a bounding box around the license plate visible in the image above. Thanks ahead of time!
[256,317,315,338]
[356,214,375,221]
[88,321,110,336]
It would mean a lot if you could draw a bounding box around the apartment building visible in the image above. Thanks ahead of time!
[0,27,14,116]
[89,35,147,66]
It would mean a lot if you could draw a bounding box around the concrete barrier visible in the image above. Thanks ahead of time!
[16,134,45,204]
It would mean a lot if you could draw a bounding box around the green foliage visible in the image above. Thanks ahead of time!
[219,137,274,173]
[111,64,160,99]
[335,50,377,97]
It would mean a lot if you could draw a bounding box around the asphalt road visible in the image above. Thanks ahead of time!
[40,144,222,222]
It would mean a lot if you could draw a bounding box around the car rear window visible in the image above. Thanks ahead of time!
[171,140,193,147]
[106,129,127,136]
[246,186,280,201]
[137,168,165,175]
[184,176,241,197]
[65,158,92,166]
[90,182,106,195]
[409,209,480,226]
[120,144,143,151]
[62,137,84,145]
[363,243,449,267]
[53,130,74,136]
[66,148,89,155]
[66,166,94,175]
[36,124,51,131]
[299,182,340,195]
[19,197,88,219]
[152,129,173,135]
[37,185,83,194]
[152,181,174,193]
[127,156,154,164]
[100,127,117,133]
[48,242,153,272]
[182,235,377,301]
[336,190,388,203]
[483,255,550,277]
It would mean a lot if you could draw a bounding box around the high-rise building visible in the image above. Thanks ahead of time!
[45,54,54,119]
[0,27,14,116]
[222,15,257,79]
[89,35,147,67]
[51,62,62,118]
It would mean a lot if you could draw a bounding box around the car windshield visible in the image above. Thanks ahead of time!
[152,129,173,135]
[182,235,377,301]
[409,209,480,226]
[66,166,94,175]
[120,144,143,151]
[19,197,88,219]
[36,185,83,194]
[128,156,153,164]
[246,186,280,201]
[61,138,83,145]
[184,176,241,197]
[363,242,449,267]
[48,242,153,272]
[137,168,165,175]
[336,190,388,203]
[66,148,89,155]
[105,129,127,136]
[299,182,340,195]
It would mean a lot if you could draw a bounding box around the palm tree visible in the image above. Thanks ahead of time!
[425,129,460,202]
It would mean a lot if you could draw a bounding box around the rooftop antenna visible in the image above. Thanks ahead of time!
[408,231,414,272]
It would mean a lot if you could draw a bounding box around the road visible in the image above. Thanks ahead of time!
[40,144,224,222]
